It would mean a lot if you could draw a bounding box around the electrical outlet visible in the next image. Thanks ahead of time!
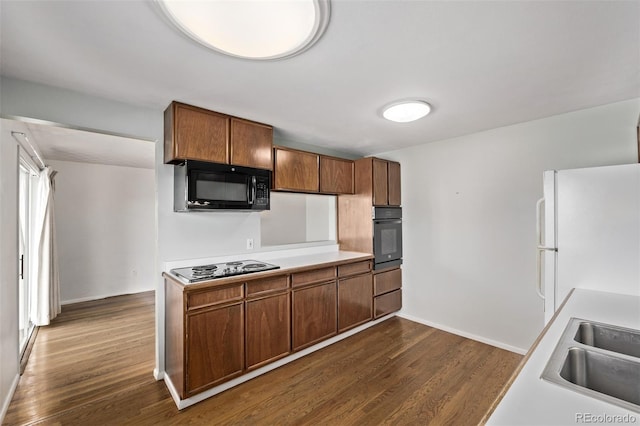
[246,238,254,250]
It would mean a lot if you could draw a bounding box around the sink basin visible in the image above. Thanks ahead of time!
[559,347,640,406]
[574,321,640,358]
[542,318,640,413]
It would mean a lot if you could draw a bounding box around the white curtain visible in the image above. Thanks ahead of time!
[30,166,60,326]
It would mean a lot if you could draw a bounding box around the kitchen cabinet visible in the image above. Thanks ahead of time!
[273,146,355,195]
[163,255,375,400]
[164,101,273,169]
[230,117,273,170]
[164,102,228,165]
[273,147,319,192]
[165,281,245,398]
[387,161,401,206]
[186,302,244,394]
[245,275,291,370]
[291,266,338,350]
[373,267,402,318]
[372,158,401,206]
[292,280,338,351]
[337,260,373,332]
[372,158,388,206]
[320,156,354,194]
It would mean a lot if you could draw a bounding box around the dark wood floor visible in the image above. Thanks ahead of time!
[3,291,522,425]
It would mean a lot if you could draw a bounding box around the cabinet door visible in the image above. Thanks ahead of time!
[230,117,273,170]
[338,274,372,332]
[373,267,402,296]
[273,147,319,192]
[372,158,389,206]
[246,293,291,370]
[374,289,402,319]
[292,281,337,351]
[167,102,229,164]
[186,302,244,395]
[319,156,354,194]
[387,161,401,206]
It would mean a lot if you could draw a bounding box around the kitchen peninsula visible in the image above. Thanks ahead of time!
[163,248,401,409]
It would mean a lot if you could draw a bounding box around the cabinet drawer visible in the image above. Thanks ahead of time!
[246,275,289,297]
[291,266,337,288]
[373,268,402,296]
[338,260,371,278]
[374,289,402,319]
[187,285,244,310]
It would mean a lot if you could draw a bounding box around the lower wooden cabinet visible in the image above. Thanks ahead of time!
[373,267,402,296]
[186,302,244,395]
[374,289,402,319]
[338,274,372,332]
[292,281,337,351]
[245,292,291,370]
[373,267,402,319]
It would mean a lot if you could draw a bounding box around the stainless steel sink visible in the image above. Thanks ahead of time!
[542,318,640,413]
[559,347,640,406]
[574,321,640,358]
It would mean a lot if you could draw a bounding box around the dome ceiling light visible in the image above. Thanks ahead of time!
[382,100,432,123]
[157,0,331,60]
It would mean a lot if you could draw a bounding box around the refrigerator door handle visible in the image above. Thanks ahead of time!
[536,248,545,299]
[536,197,544,247]
[536,197,557,299]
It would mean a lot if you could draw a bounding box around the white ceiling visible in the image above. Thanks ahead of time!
[1,0,639,158]
[2,118,155,169]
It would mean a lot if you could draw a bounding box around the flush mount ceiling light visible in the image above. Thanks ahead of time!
[157,0,330,60]
[382,100,432,123]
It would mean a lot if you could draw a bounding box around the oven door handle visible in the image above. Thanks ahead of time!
[374,219,402,225]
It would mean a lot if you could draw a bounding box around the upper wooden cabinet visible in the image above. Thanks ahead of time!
[387,161,401,206]
[354,157,401,206]
[164,101,273,170]
[320,156,354,194]
[372,159,388,206]
[273,147,319,192]
[230,117,273,170]
[164,102,229,164]
[273,146,354,195]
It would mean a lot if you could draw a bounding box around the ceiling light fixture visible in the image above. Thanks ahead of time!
[382,100,432,123]
[157,0,330,60]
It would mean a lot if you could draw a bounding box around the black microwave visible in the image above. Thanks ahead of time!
[174,161,271,212]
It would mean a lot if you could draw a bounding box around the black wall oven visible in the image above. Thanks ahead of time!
[373,207,402,270]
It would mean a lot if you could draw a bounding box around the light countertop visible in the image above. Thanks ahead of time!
[487,289,640,425]
[163,248,373,287]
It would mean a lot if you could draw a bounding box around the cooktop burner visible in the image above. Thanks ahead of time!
[171,260,280,283]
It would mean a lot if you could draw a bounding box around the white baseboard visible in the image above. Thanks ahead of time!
[61,288,154,305]
[153,368,164,381]
[396,313,527,355]
[0,373,19,424]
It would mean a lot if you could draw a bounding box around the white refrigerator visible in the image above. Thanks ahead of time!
[537,163,640,324]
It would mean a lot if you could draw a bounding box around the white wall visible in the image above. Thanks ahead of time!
[380,98,640,353]
[261,192,308,246]
[48,160,155,303]
[306,195,337,242]
[0,123,20,423]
